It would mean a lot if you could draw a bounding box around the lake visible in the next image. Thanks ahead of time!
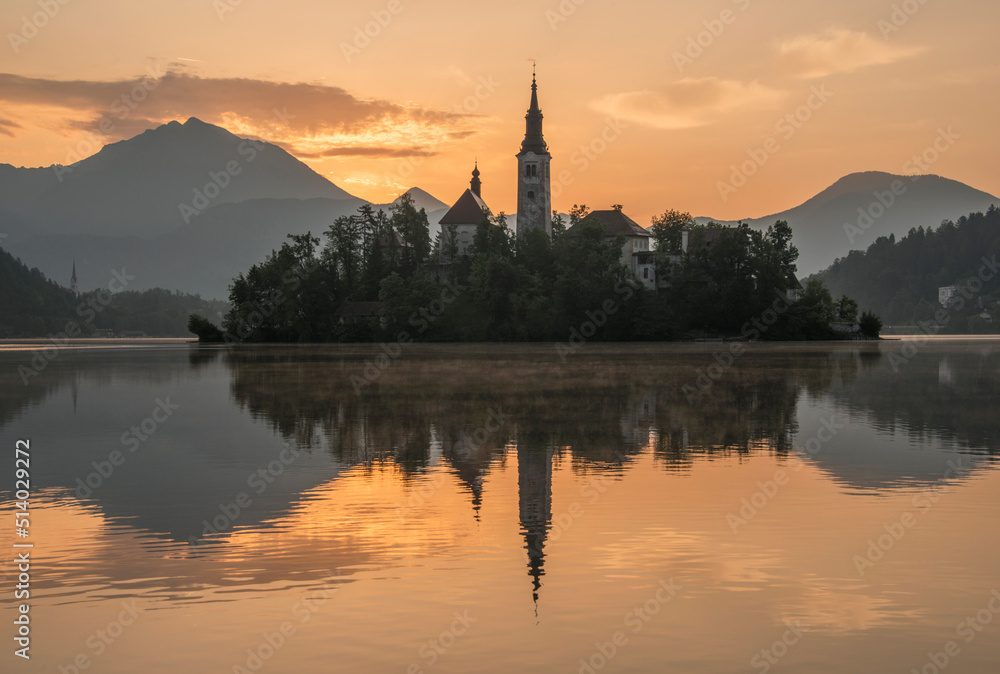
[1,338,999,673]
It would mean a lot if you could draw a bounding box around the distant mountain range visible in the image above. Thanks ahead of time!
[1,118,996,299]
[0,118,452,299]
[695,171,999,276]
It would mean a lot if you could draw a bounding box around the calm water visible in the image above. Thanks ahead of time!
[1,339,999,673]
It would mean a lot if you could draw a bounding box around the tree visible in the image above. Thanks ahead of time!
[391,192,432,275]
[188,314,224,342]
[650,209,693,252]
[568,204,590,226]
[859,310,883,339]
[837,295,859,324]
[223,232,327,341]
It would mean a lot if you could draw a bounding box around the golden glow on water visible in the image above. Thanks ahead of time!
[1,341,998,672]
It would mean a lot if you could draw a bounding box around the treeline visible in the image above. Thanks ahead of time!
[93,290,228,337]
[0,247,80,336]
[818,205,1000,331]
[201,196,870,343]
[0,247,225,337]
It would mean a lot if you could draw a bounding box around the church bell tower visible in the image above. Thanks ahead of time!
[516,68,552,238]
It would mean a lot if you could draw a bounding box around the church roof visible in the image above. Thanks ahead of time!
[568,210,650,238]
[439,189,491,225]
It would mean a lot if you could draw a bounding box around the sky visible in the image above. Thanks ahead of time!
[0,0,998,225]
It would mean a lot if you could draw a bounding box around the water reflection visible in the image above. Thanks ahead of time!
[1,340,999,673]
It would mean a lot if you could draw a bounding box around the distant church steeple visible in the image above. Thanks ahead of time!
[470,162,482,197]
[516,67,552,238]
[70,260,78,296]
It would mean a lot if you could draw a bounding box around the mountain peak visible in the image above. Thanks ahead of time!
[393,187,448,212]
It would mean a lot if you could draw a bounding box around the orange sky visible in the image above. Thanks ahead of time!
[0,0,998,225]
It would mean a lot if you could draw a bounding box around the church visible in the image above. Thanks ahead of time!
[437,71,659,289]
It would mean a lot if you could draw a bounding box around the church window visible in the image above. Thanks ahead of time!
[528,191,535,199]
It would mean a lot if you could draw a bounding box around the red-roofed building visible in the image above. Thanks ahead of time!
[565,208,660,289]
[438,163,493,262]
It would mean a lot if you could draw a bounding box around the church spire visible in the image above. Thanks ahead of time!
[70,259,78,296]
[520,68,547,155]
[515,67,553,239]
[470,161,481,197]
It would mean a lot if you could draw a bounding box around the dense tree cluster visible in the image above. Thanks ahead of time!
[209,196,868,343]
[1,247,223,337]
[819,205,1000,331]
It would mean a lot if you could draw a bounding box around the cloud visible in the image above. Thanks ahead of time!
[777,29,925,79]
[291,146,438,159]
[0,68,479,158]
[590,78,786,130]
[0,118,22,137]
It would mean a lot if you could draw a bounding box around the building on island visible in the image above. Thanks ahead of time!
[434,70,801,300]
[565,208,659,290]
[438,163,491,262]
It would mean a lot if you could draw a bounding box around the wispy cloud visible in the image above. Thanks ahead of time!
[0,118,22,137]
[0,69,479,158]
[590,78,786,130]
[777,29,925,79]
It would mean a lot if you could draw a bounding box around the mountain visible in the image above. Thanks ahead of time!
[694,172,999,275]
[6,197,370,301]
[0,117,356,239]
[0,118,478,299]
[392,187,448,213]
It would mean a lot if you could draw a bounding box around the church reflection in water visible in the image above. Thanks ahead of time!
[5,341,997,607]
[518,439,552,604]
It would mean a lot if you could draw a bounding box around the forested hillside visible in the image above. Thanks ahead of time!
[0,247,227,337]
[818,206,1000,331]
[0,247,81,335]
